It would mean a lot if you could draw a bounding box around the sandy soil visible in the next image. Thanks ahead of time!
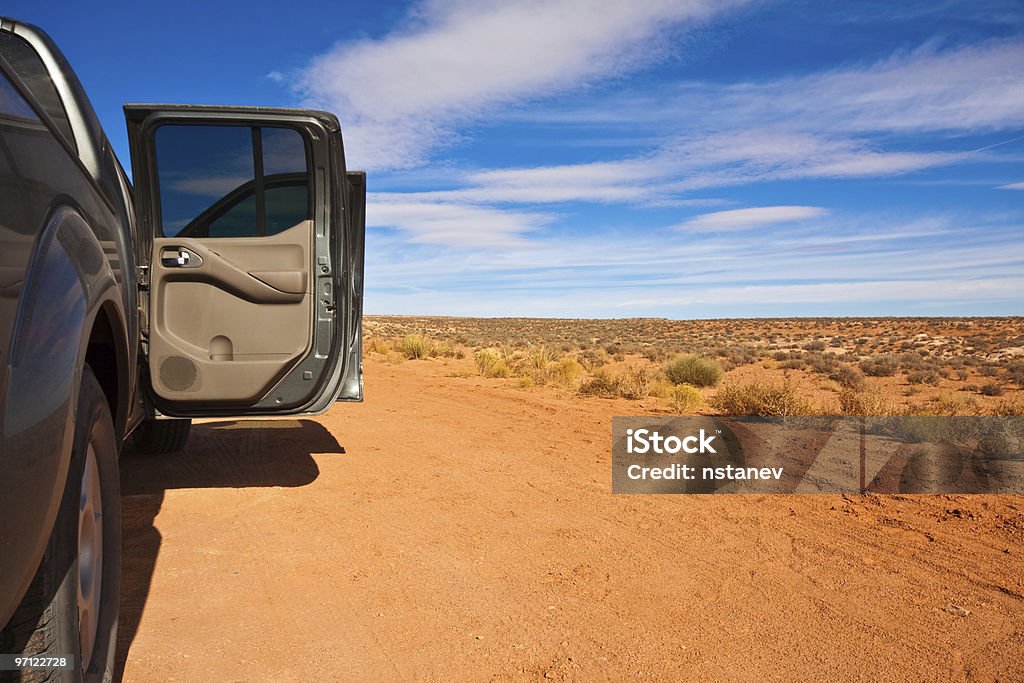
[118,356,1024,681]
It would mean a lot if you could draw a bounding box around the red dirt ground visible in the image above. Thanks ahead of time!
[117,355,1024,681]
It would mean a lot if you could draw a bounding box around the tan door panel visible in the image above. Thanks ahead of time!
[248,270,307,294]
[149,221,313,404]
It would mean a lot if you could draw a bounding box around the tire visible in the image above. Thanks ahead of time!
[129,418,191,455]
[0,366,121,682]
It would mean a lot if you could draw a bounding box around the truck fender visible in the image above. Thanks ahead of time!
[0,202,128,629]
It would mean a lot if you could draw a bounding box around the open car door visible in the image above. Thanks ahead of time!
[125,105,364,417]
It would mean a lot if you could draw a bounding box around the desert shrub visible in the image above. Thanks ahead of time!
[906,369,941,386]
[575,365,657,400]
[803,340,827,351]
[896,352,930,371]
[578,349,607,371]
[366,337,391,355]
[665,355,723,388]
[519,345,558,383]
[929,393,981,416]
[401,334,435,359]
[648,379,673,399]
[1008,363,1024,387]
[474,348,510,378]
[779,359,806,370]
[980,382,1004,396]
[805,352,838,375]
[643,347,664,363]
[669,384,703,412]
[990,399,1024,416]
[860,354,900,377]
[551,358,584,387]
[714,345,760,369]
[577,369,619,398]
[829,364,865,390]
[616,365,656,400]
[714,381,818,416]
[838,389,894,417]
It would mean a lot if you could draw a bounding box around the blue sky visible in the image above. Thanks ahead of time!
[9,0,1024,317]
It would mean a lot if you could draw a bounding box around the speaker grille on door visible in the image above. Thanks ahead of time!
[160,356,200,392]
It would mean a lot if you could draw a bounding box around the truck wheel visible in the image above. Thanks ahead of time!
[130,418,191,454]
[0,366,120,681]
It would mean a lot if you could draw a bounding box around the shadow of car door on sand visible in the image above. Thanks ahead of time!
[116,419,344,678]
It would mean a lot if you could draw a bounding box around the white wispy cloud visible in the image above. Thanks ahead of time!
[373,130,960,213]
[427,40,1019,205]
[999,181,1024,189]
[676,206,829,232]
[362,211,1024,316]
[523,39,1024,137]
[368,192,553,247]
[295,0,749,170]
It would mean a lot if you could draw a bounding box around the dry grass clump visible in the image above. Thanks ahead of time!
[904,392,983,417]
[577,369,619,398]
[838,388,894,416]
[1008,363,1024,388]
[527,345,557,373]
[401,334,434,359]
[616,365,657,400]
[990,398,1024,416]
[474,348,511,378]
[517,345,559,383]
[980,382,1005,397]
[576,366,658,400]
[365,337,392,355]
[400,334,459,360]
[714,381,819,416]
[550,357,584,387]
[664,355,723,388]
[669,384,703,412]
[829,364,865,389]
[906,369,942,386]
[860,354,900,377]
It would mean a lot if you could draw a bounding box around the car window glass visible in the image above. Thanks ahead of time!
[154,124,310,238]
[0,31,76,150]
[155,124,255,237]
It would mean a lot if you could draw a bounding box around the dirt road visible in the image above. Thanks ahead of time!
[118,356,1024,681]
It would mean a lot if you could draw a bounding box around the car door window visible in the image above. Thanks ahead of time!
[154,124,311,238]
[0,31,76,151]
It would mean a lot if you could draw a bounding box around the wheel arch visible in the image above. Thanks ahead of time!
[83,298,132,445]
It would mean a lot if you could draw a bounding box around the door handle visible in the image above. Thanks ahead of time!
[160,247,202,268]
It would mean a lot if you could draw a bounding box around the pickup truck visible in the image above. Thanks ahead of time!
[0,18,365,681]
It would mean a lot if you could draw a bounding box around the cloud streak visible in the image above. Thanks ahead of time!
[296,0,749,170]
[676,206,829,233]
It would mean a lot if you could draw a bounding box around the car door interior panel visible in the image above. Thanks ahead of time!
[149,221,313,403]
